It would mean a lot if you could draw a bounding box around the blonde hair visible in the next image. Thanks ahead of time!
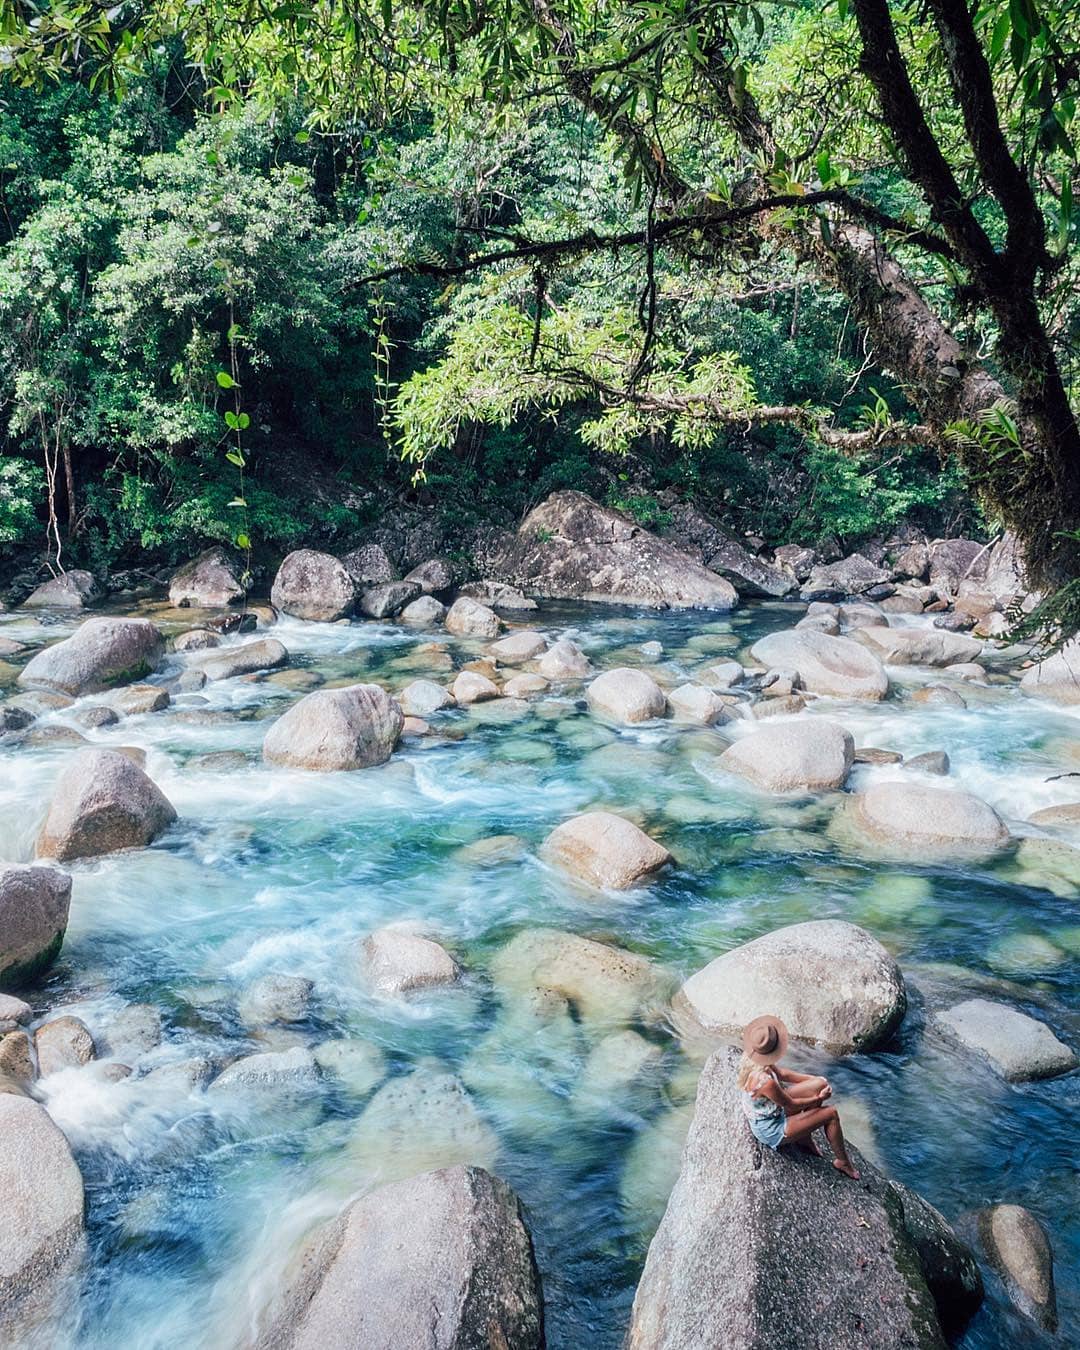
[736,1053,759,1091]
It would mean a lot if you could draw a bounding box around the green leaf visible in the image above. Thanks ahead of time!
[295,130,310,143]
[224,410,239,429]
[237,412,250,430]
[989,13,1010,61]
[216,371,236,389]
[235,533,251,550]
[227,498,247,508]
[225,450,246,467]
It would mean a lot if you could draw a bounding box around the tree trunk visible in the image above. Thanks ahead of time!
[62,442,76,536]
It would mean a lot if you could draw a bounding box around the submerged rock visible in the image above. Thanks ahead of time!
[0,1094,85,1330]
[238,974,314,1028]
[444,596,501,639]
[262,684,403,771]
[168,548,245,608]
[586,667,666,723]
[250,1166,543,1350]
[493,490,738,610]
[358,927,462,997]
[210,1046,320,1095]
[975,1204,1057,1331]
[312,1039,386,1097]
[541,810,672,890]
[22,570,103,610]
[934,999,1077,1082]
[344,1069,499,1183]
[749,628,888,700]
[719,720,854,794]
[271,550,356,622]
[626,1048,981,1350]
[840,781,1010,862]
[0,865,71,990]
[489,928,666,1031]
[673,919,906,1054]
[37,748,177,862]
[503,673,549,698]
[107,683,169,715]
[188,637,288,682]
[18,617,164,696]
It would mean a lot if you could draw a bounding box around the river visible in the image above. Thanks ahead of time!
[0,599,1076,1348]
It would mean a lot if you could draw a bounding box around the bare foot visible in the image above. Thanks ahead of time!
[797,1136,823,1158]
[833,1157,861,1180]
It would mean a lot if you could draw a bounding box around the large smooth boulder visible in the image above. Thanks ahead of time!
[537,638,592,680]
[339,543,397,587]
[841,782,1010,862]
[403,558,454,595]
[705,537,795,599]
[188,637,288,682]
[673,920,906,1054]
[0,1095,85,1326]
[37,748,177,862]
[856,625,982,667]
[251,1167,544,1350]
[444,596,501,639]
[719,720,854,793]
[542,811,672,890]
[975,1205,1056,1331]
[271,551,356,621]
[168,548,244,608]
[357,580,421,619]
[359,927,462,997]
[492,491,738,610]
[22,570,103,610]
[627,1049,982,1350]
[928,538,986,594]
[488,631,547,664]
[0,866,71,989]
[34,1015,94,1075]
[1020,639,1080,704]
[749,629,888,700]
[586,668,666,723]
[18,617,164,696]
[398,679,454,717]
[799,553,891,600]
[400,595,446,625]
[935,999,1077,1082]
[665,684,730,725]
[263,685,403,771]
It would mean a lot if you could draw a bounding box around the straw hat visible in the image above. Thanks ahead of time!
[742,1014,789,1065]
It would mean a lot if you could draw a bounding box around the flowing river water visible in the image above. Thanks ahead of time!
[0,598,1077,1348]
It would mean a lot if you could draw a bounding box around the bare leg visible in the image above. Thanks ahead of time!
[784,1106,860,1179]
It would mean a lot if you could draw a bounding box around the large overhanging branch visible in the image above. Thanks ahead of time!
[544,366,938,453]
[353,189,953,287]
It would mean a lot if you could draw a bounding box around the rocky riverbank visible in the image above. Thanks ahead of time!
[0,493,1075,1347]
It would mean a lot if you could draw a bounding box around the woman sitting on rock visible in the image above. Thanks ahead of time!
[738,1014,860,1180]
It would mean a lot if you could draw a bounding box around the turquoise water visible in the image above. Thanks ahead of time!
[1,600,1077,1348]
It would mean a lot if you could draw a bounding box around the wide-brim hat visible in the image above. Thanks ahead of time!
[742,1014,789,1065]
